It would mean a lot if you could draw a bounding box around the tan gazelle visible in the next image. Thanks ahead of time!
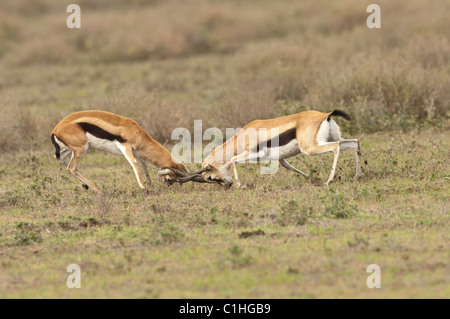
[51,110,216,194]
[201,110,362,187]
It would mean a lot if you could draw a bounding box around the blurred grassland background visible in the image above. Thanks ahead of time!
[0,0,449,152]
[0,0,449,298]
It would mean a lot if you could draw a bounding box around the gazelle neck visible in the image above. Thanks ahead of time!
[205,135,238,167]
[137,133,181,169]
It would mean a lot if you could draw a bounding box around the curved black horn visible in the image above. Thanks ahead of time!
[191,175,221,184]
[160,166,189,177]
[161,166,212,177]
[174,174,202,183]
[175,174,221,184]
[159,166,218,184]
[189,167,212,175]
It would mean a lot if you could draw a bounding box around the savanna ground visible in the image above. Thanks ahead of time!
[0,0,449,298]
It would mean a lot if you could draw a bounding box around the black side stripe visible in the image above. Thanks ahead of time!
[254,127,297,152]
[51,134,61,159]
[77,122,127,143]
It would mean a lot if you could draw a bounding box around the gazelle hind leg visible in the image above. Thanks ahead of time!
[302,142,341,186]
[117,143,146,189]
[66,151,74,170]
[59,149,72,166]
[340,138,361,179]
[68,149,103,194]
[279,159,309,178]
[326,145,340,186]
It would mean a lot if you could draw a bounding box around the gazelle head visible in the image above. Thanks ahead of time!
[157,163,188,185]
[201,162,233,188]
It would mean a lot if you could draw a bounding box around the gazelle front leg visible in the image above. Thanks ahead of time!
[138,157,151,185]
[229,151,262,188]
[117,143,146,190]
[140,159,151,185]
[133,149,151,185]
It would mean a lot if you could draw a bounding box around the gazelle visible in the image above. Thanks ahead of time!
[51,110,215,194]
[201,110,362,187]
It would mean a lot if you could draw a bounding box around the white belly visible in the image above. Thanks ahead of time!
[265,139,301,160]
[86,133,123,155]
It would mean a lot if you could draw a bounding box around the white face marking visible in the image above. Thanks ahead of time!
[86,133,122,155]
[204,163,232,185]
[218,164,232,184]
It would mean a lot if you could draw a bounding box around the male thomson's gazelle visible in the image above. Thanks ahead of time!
[201,110,362,187]
[51,110,216,194]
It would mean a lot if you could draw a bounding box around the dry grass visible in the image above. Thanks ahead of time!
[0,129,449,298]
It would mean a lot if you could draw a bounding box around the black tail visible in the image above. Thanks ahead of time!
[51,134,61,160]
[328,109,351,121]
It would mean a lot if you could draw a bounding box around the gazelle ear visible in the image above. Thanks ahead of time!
[204,163,211,170]
[157,168,171,176]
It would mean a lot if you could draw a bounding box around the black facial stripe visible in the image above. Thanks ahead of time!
[255,127,296,152]
[77,122,127,143]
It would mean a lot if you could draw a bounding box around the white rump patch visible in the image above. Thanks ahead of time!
[316,119,341,145]
[54,136,68,151]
